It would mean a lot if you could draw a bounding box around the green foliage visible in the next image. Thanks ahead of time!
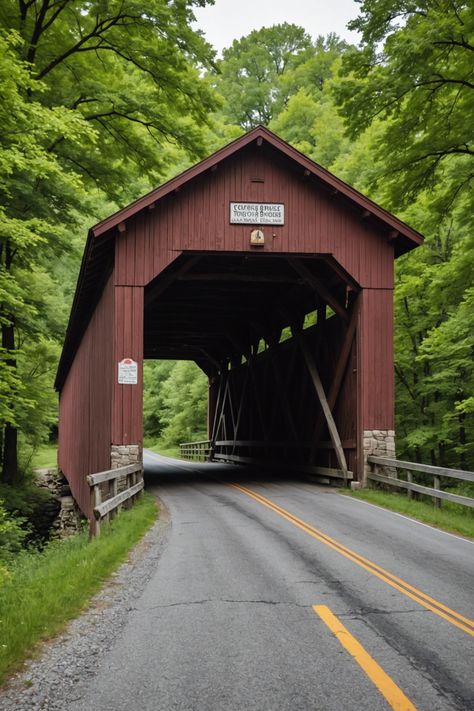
[0,7,472,488]
[0,32,92,472]
[30,444,57,471]
[215,23,313,129]
[270,87,350,168]
[0,480,58,545]
[0,501,28,564]
[143,361,208,446]
[394,212,474,467]
[0,1,218,482]
[143,361,176,439]
[335,0,473,212]
[0,493,157,684]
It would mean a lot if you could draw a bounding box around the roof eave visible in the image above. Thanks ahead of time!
[90,125,424,252]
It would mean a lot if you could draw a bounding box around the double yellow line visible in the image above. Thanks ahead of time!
[230,483,474,637]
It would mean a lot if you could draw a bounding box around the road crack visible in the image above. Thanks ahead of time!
[142,598,311,610]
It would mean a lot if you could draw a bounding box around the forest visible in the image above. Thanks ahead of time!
[0,0,473,504]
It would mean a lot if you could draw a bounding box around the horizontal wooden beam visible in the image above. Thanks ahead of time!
[212,454,352,480]
[368,456,474,482]
[87,463,142,486]
[94,480,144,519]
[368,471,474,508]
[179,273,303,284]
[214,439,356,449]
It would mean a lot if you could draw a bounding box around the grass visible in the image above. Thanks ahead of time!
[30,444,58,470]
[0,493,157,684]
[144,439,181,459]
[344,488,474,539]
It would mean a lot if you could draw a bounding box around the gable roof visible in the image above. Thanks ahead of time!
[91,125,423,251]
[56,126,423,390]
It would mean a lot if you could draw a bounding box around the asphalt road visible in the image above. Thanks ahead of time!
[70,452,474,711]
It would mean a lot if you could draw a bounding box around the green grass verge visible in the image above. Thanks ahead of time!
[30,444,58,470]
[145,440,181,459]
[344,488,474,539]
[0,492,157,684]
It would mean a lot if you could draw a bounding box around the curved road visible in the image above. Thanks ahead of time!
[71,451,474,711]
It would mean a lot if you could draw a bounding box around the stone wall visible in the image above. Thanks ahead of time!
[110,444,142,494]
[362,429,395,483]
[110,444,141,468]
[36,469,84,536]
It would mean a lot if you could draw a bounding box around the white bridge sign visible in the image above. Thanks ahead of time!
[230,202,284,225]
[118,358,138,385]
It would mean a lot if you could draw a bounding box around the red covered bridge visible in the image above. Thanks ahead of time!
[55,126,423,521]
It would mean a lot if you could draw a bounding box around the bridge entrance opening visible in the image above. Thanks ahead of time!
[144,252,359,481]
[55,126,422,522]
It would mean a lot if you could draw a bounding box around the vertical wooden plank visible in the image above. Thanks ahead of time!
[112,285,144,446]
[359,289,395,431]
[58,274,115,520]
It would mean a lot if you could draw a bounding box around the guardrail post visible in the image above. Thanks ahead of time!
[433,475,442,508]
[406,470,413,499]
[94,484,102,536]
[88,462,144,536]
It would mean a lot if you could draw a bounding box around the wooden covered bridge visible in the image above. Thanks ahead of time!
[55,126,423,522]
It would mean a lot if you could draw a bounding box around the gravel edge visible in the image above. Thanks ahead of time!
[0,499,170,711]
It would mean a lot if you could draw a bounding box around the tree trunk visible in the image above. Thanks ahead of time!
[1,320,19,484]
[2,423,18,484]
[459,413,466,470]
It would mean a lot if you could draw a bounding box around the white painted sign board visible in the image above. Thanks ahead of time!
[118,358,138,385]
[230,202,284,225]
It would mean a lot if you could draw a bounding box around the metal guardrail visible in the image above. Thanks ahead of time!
[87,462,144,535]
[180,440,211,462]
[367,456,474,509]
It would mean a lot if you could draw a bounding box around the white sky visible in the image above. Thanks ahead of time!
[192,0,361,54]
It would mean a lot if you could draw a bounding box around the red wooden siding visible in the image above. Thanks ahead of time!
[58,274,114,518]
[359,288,395,430]
[113,148,394,291]
[112,286,144,445]
[57,127,419,509]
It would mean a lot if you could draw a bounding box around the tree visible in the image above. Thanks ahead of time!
[331,1,474,468]
[394,194,474,469]
[143,361,176,441]
[215,23,313,128]
[0,1,218,483]
[144,361,208,447]
[0,31,94,482]
[1,0,217,197]
[335,0,473,212]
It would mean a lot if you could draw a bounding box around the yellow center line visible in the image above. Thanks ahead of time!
[230,483,474,636]
[313,605,417,711]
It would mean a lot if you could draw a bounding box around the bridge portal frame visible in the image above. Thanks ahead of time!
[55,126,423,520]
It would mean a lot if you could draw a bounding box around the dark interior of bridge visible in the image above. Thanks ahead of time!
[143,252,359,480]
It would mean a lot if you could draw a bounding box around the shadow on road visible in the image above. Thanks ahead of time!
[143,451,316,490]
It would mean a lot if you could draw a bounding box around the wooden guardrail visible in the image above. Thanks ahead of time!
[179,439,352,482]
[367,456,474,509]
[87,462,144,535]
[180,440,211,461]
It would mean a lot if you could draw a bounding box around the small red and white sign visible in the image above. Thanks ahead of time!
[118,358,138,385]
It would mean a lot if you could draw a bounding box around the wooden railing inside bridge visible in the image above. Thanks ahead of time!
[179,439,353,482]
[179,440,212,462]
[180,441,474,507]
